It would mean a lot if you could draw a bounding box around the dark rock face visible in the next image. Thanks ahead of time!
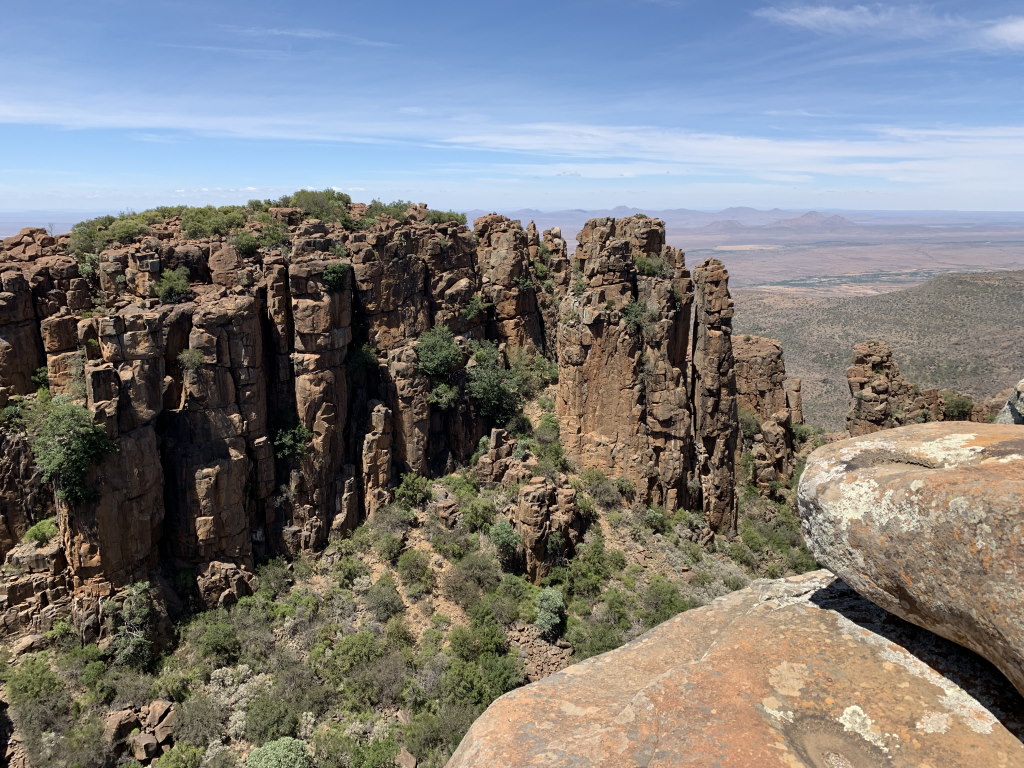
[0,206,798,631]
[446,571,1024,768]
[798,422,1024,696]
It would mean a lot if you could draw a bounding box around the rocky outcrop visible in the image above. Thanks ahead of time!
[553,217,700,522]
[845,341,997,434]
[733,334,803,499]
[994,377,1024,424]
[0,204,795,632]
[690,259,739,534]
[512,478,582,582]
[447,570,1024,768]
[798,422,1024,696]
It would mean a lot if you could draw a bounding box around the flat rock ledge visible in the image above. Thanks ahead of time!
[447,571,1024,768]
[798,422,1024,696]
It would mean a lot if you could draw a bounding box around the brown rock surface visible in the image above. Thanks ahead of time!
[691,258,739,534]
[0,206,788,633]
[798,422,1024,696]
[447,571,1024,768]
[845,341,996,435]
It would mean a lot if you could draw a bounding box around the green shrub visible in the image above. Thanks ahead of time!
[641,576,694,628]
[246,689,300,744]
[365,574,405,622]
[443,551,501,608]
[245,737,313,768]
[581,468,620,509]
[177,348,204,372]
[107,215,151,244]
[357,199,412,229]
[345,342,379,376]
[415,327,463,379]
[461,295,491,322]
[395,471,431,508]
[180,205,246,239]
[156,743,205,768]
[738,408,761,439]
[424,209,467,225]
[105,582,156,669]
[23,517,58,546]
[634,255,669,277]
[397,549,434,598]
[322,262,352,292]
[231,230,260,257]
[428,382,459,409]
[460,496,495,532]
[467,342,522,424]
[22,394,117,504]
[942,390,973,421]
[489,518,521,567]
[534,587,566,638]
[69,215,116,257]
[334,555,369,588]
[274,424,313,461]
[155,266,193,303]
[623,300,657,338]
[174,692,226,747]
[284,189,353,226]
[196,619,241,667]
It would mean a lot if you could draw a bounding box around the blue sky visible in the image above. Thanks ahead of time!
[3,0,1024,213]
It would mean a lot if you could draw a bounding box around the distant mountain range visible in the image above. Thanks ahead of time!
[463,206,1024,239]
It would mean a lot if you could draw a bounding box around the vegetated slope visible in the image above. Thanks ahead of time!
[733,270,1024,429]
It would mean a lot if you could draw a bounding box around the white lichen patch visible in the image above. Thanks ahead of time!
[914,432,983,466]
[838,705,892,752]
[832,608,1000,736]
[993,453,1023,463]
[939,687,997,734]
[916,711,952,734]
[769,662,810,697]
[761,696,795,723]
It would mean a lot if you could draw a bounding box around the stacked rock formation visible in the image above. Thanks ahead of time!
[0,205,796,633]
[733,334,803,498]
[447,422,1024,767]
[845,340,998,435]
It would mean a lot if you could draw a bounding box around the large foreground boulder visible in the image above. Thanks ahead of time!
[798,422,1024,696]
[447,571,1023,767]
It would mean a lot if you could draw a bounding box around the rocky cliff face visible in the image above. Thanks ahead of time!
[0,208,797,634]
[733,334,803,499]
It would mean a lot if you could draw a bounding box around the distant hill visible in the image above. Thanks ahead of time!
[733,271,1024,428]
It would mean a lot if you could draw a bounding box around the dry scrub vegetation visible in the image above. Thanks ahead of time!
[734,270,1024,428]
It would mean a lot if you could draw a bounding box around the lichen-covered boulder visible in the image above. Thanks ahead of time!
[798,422,1024,695]
[447,571,1024,768]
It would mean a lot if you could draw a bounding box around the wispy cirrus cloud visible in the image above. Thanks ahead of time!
[754,4,957,38]
[222,24,396,47]
[981,17,1024,48]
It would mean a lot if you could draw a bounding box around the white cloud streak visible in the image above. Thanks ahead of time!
[222,25,396,47]
[981,17,1024,48]
[756,4,1024,52]
[754,4,957,37]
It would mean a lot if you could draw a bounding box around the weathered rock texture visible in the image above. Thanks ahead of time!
[0,205,799,633]
[798,422,1024,697]
[447,570,1024,768]
[733,334,803,498]
[994,377,1024,424]
[845,341,998,435]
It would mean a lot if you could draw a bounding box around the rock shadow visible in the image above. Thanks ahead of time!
[810,578,1024,742]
